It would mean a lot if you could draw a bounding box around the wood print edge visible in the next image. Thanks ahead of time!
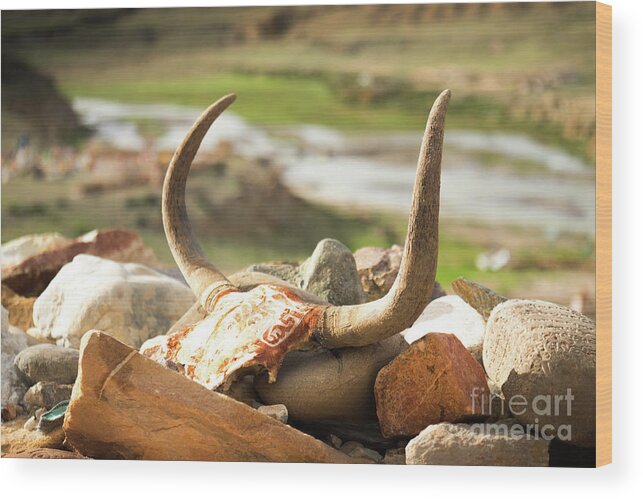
[595,0,612,468]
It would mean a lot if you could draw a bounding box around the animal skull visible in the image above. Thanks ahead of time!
[142,89,451,390]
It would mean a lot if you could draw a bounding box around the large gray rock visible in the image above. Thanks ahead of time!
[406,421,550,466]
[1,306,29,409]
[248,238,364,306]
[484,300,596,447]
[299,239,364,305]
[33,255,195,348]
[14,344,79,385]
[255,334,407,424]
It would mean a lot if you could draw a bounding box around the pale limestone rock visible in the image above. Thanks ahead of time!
[402,295,485,363]
[23,415,38,431]
[33,255,195,349]
[406,421,550,466]
[484,300,596,447]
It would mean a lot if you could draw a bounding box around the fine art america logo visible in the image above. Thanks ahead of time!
[470,387,575,441]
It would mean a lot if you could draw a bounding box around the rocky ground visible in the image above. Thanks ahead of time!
[1,228,596,466]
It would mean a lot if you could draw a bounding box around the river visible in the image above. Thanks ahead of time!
[73,98,595,237]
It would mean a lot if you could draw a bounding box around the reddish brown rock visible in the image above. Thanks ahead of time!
[2,228,159,296]
[63,331,365,463]
[374,333,489,438]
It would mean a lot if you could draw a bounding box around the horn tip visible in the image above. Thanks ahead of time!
[209,94,237,113]
[220,93,237,106]
[429,89,451,121]
[436,88,451,106]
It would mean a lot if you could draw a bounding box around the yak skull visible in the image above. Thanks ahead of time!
[142,90,451,390]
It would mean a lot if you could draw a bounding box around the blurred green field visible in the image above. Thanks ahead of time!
[3,3,596,159]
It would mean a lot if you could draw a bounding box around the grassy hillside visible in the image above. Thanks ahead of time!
[2,2,596,159]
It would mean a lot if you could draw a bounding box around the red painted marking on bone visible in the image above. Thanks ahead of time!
[142,284,326,389]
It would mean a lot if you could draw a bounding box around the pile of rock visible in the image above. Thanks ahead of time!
[396,279,596,466]
[1,229,196,455]
[1,236,596,466]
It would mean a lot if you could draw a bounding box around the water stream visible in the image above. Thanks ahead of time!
[73,98,595,237]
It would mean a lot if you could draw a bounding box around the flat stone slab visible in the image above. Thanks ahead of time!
[63,331,364,463]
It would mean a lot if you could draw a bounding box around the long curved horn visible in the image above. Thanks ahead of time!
[313,89,451,348]
[162,94,238,309]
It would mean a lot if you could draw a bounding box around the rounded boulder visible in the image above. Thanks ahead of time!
[483,300,596,447]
